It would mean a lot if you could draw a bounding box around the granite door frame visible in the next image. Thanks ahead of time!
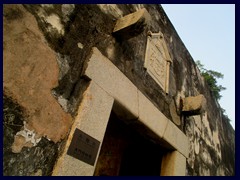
[52,47,189,176]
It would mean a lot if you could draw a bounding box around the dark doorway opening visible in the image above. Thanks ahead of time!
[94,111,166,176]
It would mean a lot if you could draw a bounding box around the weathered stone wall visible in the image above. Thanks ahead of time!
[3,4,234,176]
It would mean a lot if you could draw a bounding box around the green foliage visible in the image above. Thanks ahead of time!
[196,60,226,100]
[196,61,231,122]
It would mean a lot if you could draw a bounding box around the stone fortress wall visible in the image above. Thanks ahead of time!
[3,4,234,176]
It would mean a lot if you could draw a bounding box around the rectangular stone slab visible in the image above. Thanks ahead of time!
[113,8,151,32]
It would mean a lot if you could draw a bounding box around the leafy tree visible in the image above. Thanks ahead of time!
[195,60,226,100]
[196,61,231,122]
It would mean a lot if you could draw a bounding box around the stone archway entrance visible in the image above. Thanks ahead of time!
[52,48,188,176]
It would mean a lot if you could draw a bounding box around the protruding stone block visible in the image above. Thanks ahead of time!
[113,8,151,39]
[182,94,206,115]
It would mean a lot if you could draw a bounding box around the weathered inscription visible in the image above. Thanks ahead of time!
[148,40,166,88]
[144,31,172,93]
[67,128,100,166]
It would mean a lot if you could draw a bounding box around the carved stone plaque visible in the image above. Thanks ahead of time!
[144,31,172,93]
[67,128,100,166]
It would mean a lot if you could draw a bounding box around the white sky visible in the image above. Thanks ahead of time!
[161,4,235,129]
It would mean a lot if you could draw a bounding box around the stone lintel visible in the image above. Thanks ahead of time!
[138,90,169,138]
[85,47,189,156]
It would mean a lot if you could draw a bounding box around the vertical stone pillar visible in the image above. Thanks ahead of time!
[161,150,186,176]
[52,82,114,176]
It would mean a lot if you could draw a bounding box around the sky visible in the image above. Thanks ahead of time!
[161,4,235,129]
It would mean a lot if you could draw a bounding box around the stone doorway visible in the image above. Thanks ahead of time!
[53,48,188,176]
[94,111,167,176]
